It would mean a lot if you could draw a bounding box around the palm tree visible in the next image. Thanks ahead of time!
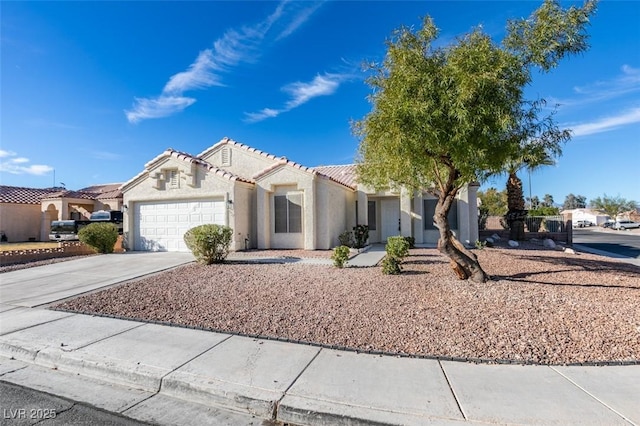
[505,144,556,240]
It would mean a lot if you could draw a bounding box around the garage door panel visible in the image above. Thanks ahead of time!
[134,199,226,252]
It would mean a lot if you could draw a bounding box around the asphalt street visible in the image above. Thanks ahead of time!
[573,228,640,259]
[0,380,150,426]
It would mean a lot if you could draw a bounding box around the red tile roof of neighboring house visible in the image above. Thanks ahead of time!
[0,184,123,204]
[0,186,63,204]
[41,190,102,200]
[79,183,123,199]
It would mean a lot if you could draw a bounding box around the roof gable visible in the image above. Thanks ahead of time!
[121,148,254,192]
[198,137,357,189]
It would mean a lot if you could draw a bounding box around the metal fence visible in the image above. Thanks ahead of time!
[524,215,566,232]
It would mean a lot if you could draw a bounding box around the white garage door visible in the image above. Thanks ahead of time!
[134,199,226,252]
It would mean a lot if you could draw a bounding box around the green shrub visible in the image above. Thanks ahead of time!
[352,224,369,249]
[475,239,487,250]
[382,236,410,275]
[184,224,233,265]
[331,245,351,268]
[78,222,119,254]
[338,230,354,248]
[403,236,415,249]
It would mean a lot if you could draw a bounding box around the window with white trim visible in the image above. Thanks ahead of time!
[274,193,302,233]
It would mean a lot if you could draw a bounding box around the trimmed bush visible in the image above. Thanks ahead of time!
[352,224,369,249]
[78,222,119,254]
[403,236,415,249]
[382,236,410,275]
[338,230,354,248]
[184,224,233,265]
[331,245,351,268]
[331,246,350,268]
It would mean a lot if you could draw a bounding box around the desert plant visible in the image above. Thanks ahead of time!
[184,224,233,265]
[475,240,487,250]
[331,245,351,268]
[382,236,410,275]
[403,236,415,249]
[78,222,119,254]
[352,224,369,249]
[338,230,354,248]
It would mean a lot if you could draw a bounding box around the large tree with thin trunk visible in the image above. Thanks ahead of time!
[354,0,596,283]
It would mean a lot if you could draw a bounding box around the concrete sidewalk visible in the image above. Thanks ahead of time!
[1,251,639,425]
[1,308,638,425]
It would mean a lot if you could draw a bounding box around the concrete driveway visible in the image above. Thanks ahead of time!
[0,252,194,309]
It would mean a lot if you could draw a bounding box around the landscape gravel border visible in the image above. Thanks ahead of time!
[51,241,640,366]
[51,306,640,367]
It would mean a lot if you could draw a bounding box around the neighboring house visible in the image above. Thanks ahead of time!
[0,184,123,242]
[121,137,480,252]
[561,208,610,226]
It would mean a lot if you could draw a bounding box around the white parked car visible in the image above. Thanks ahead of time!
[613,220,640,230]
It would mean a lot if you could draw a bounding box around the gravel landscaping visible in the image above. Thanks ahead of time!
[54,242,640,365]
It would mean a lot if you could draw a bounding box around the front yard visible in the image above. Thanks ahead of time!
[55,243,640,365]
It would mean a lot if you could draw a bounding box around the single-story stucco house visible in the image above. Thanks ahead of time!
[0,184,123,242]
[561,208,610,226]
[120,137,480,252]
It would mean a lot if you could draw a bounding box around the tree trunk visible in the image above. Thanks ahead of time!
[434,188,488,283]
[506,171,526,241]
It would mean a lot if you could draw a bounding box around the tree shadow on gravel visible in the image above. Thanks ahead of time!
[507,253,640,275]
[492,276,640,290]
[492,253,640,290]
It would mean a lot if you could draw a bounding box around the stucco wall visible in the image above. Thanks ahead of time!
[315,178,354,249]
[201,144,279,179]
[231,184,254,250]
[0,203,42,242]
[255,166,315,250]
[122,156,253,250]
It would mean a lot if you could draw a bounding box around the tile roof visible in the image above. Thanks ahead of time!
[41,190,102,200]
[121,148,255,191]
[313,164,358,189]
[0,186,63,204]
[0,184,122,204]
[79,183,123,199]
[201,137,357,189]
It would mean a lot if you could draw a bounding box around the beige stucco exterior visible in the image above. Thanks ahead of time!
[119,137,479,252]
[0,203,42,242]
[0,185,123,243]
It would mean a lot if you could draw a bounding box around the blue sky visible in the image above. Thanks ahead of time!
[1,1,638,206]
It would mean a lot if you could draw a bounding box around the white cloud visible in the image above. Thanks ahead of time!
[126,1,324,124]
[163,50,222,94]
[551,65,640,108]
[244,108,282,123]
[569,107,640,137]
[245,73,349,122]
[126,95,196,123]
[276,2,324,41]
[284,73,343,109]
[0,151,53,176]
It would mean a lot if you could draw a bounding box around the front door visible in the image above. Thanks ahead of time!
[380,198,400,242]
